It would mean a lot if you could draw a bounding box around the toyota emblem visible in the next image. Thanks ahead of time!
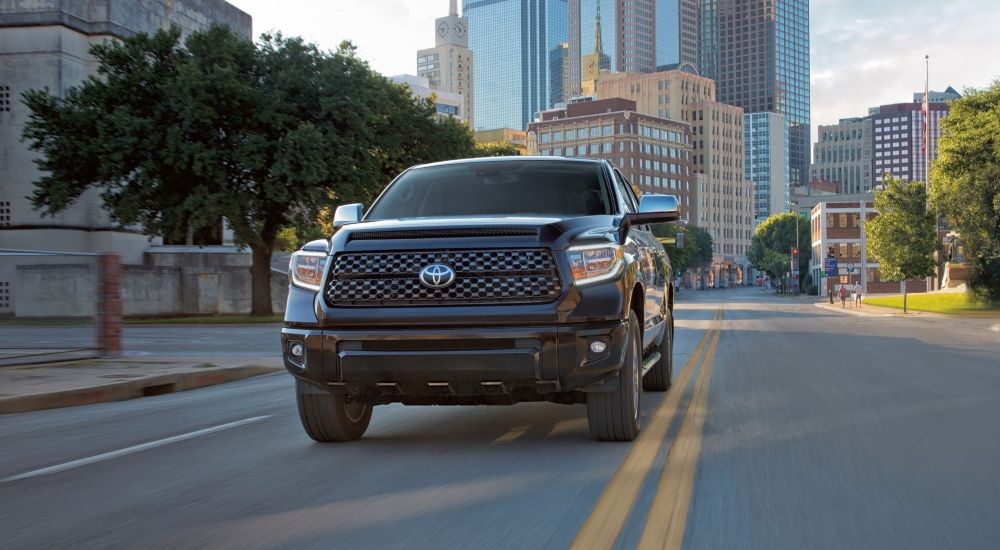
[419,264,457,289]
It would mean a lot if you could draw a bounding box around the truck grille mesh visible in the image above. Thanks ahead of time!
[325,249,561,306]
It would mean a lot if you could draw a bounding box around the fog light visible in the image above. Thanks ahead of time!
[289,342,304,359]
[589,340,608,354]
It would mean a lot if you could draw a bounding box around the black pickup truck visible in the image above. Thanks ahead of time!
[282,157,679,442]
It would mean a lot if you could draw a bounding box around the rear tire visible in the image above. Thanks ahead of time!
[295,380,372,442]
[642,312,673,392]
[587,311,642,442]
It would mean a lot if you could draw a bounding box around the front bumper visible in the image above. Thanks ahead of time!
[281,321,628,405]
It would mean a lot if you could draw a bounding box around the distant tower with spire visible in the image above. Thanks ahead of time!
[416,1,474,126]
[581,0,611,96]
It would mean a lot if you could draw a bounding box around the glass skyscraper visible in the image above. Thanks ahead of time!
[570,0,697,84]
[745,112,790,222]
[465,0,568,131]
[701,0,810,186]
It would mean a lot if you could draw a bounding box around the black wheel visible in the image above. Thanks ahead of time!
[295,380,372,442]
[642,311,673,392]
[587,311,642,442]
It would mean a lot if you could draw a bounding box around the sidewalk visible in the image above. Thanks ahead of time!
[813,300,904,317]
[0,356,282,414]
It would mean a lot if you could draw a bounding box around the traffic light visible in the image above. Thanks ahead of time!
[792,247,798,256]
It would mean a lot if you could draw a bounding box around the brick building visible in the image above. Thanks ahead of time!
[809,200,927,296]
[526,98,695,224]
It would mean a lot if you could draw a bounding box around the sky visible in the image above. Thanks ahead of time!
[228,0,1000,143]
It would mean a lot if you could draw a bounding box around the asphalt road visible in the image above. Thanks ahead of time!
[2,288,999,549]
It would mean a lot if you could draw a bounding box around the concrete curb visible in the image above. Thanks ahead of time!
[0,365,281,415]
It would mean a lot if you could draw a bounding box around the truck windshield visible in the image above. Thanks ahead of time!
[365,160,613,220]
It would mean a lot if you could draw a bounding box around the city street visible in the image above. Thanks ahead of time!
[1,287,998,549]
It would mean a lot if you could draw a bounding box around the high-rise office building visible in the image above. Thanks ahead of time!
[569,0,699,94]
[745,112,789,222]
[912,86,961,105]
[656,0,699,71]
[550,42,571,106]
[417,0,474,127]
[701,0,810,186]
[810,117,873,194]
[598,70,753,285]
[464,0,567,131]
[869,101,950,185]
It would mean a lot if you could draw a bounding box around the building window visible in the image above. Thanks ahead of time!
[0,85,10,112]
[839,213,848,228]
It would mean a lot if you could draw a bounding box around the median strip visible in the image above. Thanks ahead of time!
[637,324,722,550]
[570,307,723,550]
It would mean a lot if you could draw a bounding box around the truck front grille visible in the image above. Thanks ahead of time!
[325,249,562,307]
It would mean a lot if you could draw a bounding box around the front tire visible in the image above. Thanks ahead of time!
[643,311,673,391]
[295,380,372,442]
[587,311,642,442]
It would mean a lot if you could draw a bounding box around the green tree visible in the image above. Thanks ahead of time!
[472,141,522,157]
[654,224,713,277]
[930,80,1000,302]
[867,175,937,312]
[22,27,474,314]
[748,212,810,280]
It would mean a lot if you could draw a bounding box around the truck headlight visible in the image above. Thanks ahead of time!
[567,244,623,285]
[288,251,328,291]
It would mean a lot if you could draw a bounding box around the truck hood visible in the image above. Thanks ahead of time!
[329,214,621,252]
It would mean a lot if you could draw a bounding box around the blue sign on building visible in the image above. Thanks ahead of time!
[824,258,838,277]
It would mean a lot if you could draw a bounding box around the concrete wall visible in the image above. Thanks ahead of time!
[123,266,182,315]
[13,264,289,317]
[15,264,94,317]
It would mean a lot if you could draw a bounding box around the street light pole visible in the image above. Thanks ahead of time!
[791,201,800,295]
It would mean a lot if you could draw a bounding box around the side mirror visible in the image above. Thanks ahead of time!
[626,194,681,225]
[333,203,364,229]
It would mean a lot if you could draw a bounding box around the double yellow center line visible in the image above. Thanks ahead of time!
[571,306,725,550]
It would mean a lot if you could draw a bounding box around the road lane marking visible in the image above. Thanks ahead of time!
[570,307,722,550]
[492,425,531,444]
[637,320,722,550]
[0,415,271,483]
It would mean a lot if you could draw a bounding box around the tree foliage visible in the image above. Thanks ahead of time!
[22,26,475,314]
[930,80,1000,301]
[472,141,522,157]
[867,175,937,311]
[747,212,810,278]
[654,224,713,276]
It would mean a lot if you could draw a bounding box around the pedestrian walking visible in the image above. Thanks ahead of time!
[853,282,862,308]
[838,284,847,308]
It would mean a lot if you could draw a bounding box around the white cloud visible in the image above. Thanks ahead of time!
[810,0,1000,145]
[228,0,441,77]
